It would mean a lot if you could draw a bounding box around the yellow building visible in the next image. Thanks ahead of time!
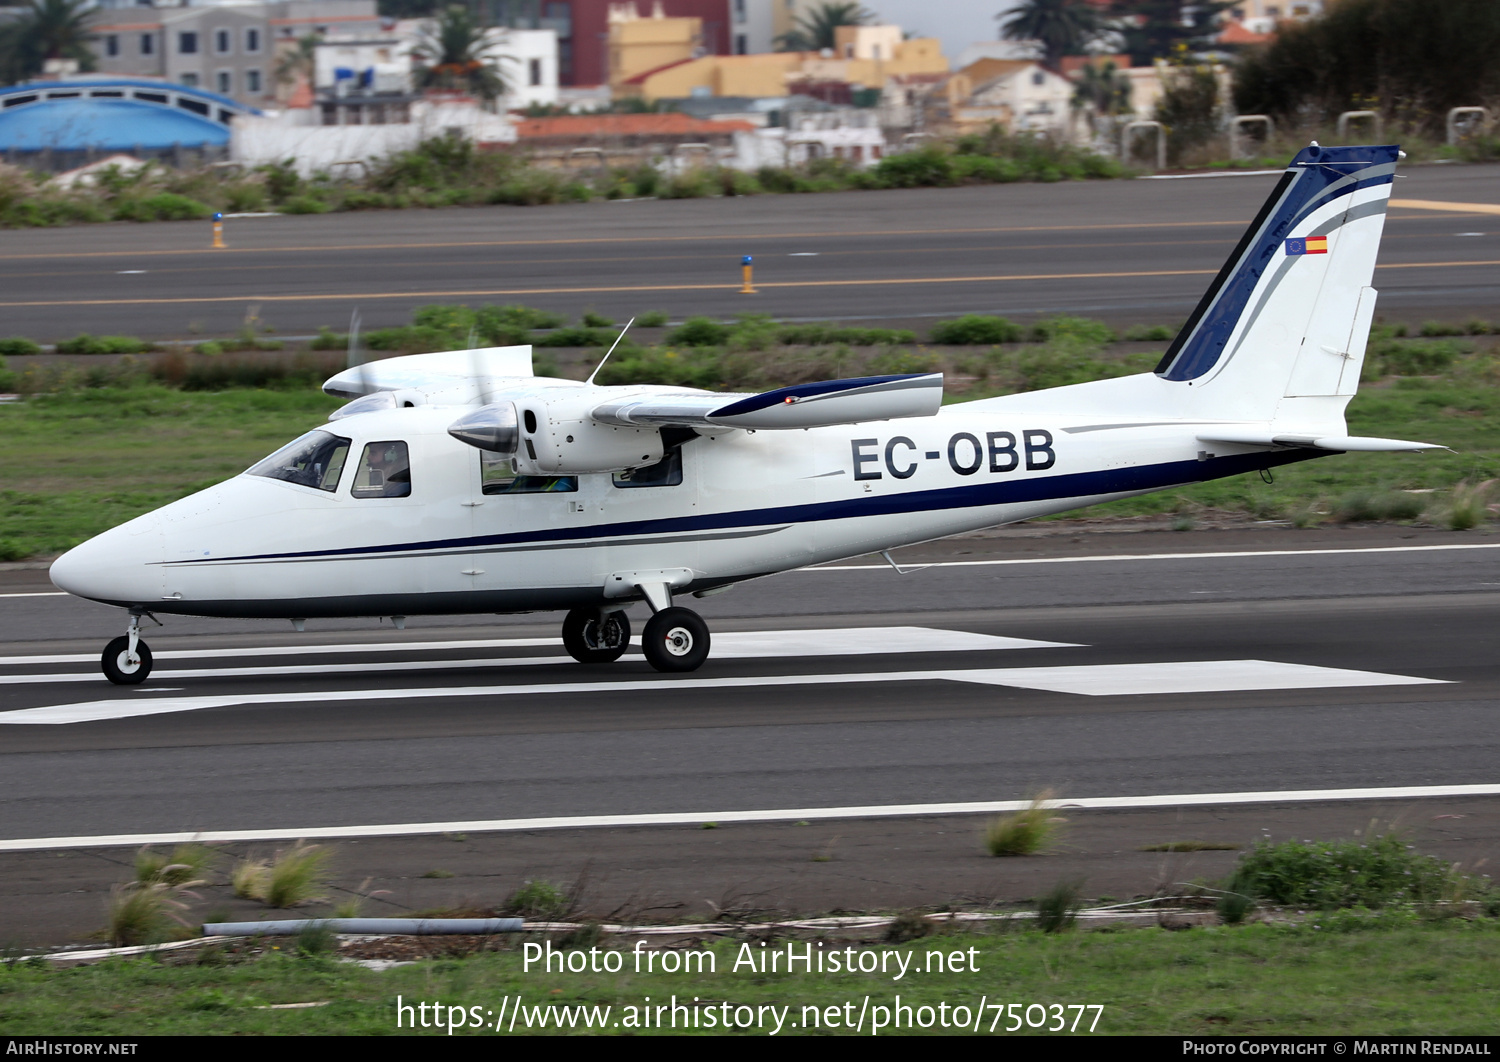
[615,20,948,103]
[607,3,704,92]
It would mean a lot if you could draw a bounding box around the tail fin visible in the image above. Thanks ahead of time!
[1155,142,1399,425]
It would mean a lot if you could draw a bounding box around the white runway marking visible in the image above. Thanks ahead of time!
[0,627,1078,683]
[4,782,1499,852]
[956,659,1435,697]
[0,660,1444,724]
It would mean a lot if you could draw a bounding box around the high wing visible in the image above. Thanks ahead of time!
[322,347,945,475]
[589,373,943,430]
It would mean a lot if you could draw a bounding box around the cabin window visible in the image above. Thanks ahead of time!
[612,449,682,488]
[480,452,577,494]
[352,440,412,498]
[248,430,350,492]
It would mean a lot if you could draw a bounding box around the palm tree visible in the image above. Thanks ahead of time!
[1071,58,1132,137]
[413,4,507,102]
[776,2,875,52]
[0,0,96,84]
[998,0,1099,69]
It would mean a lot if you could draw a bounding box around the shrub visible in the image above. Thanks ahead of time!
[504,879,572,921]
[532,326,614,347]
[194,340,223,356]
[1123,324,1176,342]
[479,303,566,331]
[929,315,1024,345]
[874,148,955,188]
[1441,480,1494,530]
[985,792,1064,856]
[1030,316,1115,344]
[0,337,42,357]
[1332,489,1425,523]
[135,843,217,887]
[667,316,732,347]
[282,194,330,215]
[55,334,149,355]
[636,310,670,328]
[581,309,615,328]
[1035,878,1083,933]
[1420,320,1466,337]
[107,883,192,947]
[114,192,212,222]
[1229,831,1463,908]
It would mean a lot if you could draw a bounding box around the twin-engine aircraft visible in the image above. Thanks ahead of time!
[52,143,1441,683]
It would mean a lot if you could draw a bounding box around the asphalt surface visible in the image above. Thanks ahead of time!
[3,527,1499,944]
[1,163,1497,341]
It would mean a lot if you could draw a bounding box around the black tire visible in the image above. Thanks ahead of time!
[102,635,152,685]
[562,607,631,664]
[641,607,710,673]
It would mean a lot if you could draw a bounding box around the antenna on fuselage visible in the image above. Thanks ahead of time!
[586,317,635,386]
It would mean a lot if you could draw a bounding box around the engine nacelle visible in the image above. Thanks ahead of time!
[449,397,664,475]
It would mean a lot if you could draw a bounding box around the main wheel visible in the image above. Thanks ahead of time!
[102,635,152,685]
[641,607,710,673]
[562,607,631,664]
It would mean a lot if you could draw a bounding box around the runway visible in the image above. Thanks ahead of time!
[0,163,1496,340]
[3,530,1497,842]
[4,528,1499,944]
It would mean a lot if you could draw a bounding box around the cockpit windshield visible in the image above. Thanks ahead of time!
[247,430,351,492]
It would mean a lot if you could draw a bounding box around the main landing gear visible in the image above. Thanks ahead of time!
[561,587,712,673]
[102,610,157,685]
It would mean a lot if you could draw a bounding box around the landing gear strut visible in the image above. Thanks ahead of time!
[102,610,157,685]
[562,607,631,664]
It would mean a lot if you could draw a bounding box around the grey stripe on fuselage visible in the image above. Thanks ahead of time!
[157,525,790,569]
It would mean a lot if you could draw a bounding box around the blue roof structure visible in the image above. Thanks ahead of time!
[0,78,262,151]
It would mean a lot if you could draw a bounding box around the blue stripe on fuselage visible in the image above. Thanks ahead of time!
[176,449,1324,566]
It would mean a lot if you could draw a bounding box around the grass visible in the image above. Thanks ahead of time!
[5,919,1500,1034]
[231,844,333,909]
[503,880,573,922]
[105,885,191,948]
[133,844,217,888]
[984,793,1066,857]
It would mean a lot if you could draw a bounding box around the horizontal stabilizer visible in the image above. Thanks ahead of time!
[323,346,533,399]
[1198,430,1447,453]
[592,373,943,430]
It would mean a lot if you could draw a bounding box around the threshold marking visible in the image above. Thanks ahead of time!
[0,660,1444,724]
[4,782,1499,852]
[0,627,1073,679]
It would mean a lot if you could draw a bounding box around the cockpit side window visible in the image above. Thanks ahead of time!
[352,440,412,499]
[248,430,350,492]
[479,452,577,495]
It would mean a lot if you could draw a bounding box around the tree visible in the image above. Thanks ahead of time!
[1233,0,1500,135]
[1072,58,1132,135]
[0,0,97,85]
[413,4,508,102]
[1111,0,1232,67]
[998,0,1099,69]
[776,2,874,52]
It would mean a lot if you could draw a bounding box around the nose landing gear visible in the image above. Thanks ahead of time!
[102,610,158,685]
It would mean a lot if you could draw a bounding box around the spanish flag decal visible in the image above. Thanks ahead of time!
[1285,236,1329,255]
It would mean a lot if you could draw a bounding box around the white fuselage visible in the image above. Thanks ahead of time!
[48,387,1309,619]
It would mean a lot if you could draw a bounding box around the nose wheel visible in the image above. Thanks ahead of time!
[562,607,631,663]
[102,611,157,685]
[641,607,710,672]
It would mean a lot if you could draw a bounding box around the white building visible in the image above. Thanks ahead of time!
[490,27,559,110]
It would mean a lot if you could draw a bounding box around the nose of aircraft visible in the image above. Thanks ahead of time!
[49,514,165,606]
